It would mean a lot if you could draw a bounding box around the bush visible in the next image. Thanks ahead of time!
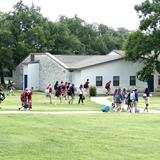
[89,86,97,96]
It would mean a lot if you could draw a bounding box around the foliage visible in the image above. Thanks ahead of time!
[89,86,97,96]
[0,0,130,84]
[125,0,160,81]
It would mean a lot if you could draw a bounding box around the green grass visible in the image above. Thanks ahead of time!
[0,91,160,160]
[0,114,160,160]
[0,90,102,111]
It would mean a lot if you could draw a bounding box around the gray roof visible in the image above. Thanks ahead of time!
[47,50,124,69]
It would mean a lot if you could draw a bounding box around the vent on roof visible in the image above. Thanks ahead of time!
[30,54,35,62]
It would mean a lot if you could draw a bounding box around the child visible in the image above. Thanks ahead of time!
[19,89,28,110]
[143,88,150,112]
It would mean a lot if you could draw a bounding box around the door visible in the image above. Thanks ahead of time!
[147,76,154,92]
[24,75,28,89]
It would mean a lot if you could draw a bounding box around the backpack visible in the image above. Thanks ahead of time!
[102,105,110,112]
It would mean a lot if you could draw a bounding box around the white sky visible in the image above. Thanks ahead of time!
[0,0,145,30]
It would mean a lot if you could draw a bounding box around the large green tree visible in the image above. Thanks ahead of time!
[7,0,54,65]
[125,0,160,81]
[0,12,14,84]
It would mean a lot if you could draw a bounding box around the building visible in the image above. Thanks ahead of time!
[13,50,160,93]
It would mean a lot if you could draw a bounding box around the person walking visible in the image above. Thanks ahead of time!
[133,89,139,113]
[105,81,111,96]
[68,84,75,104]
[143,88,150,112]
[78,84,84,104]
[84,79,90,96]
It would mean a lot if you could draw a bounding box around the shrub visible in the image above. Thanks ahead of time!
[89,86,97,96]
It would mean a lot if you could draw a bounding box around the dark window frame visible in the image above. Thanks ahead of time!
[96,76,103,87]
[130,76,136,86]
[113,76,119,86]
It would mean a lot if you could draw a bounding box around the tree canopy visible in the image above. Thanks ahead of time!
[125,0,160,81]
[0,0,130,84]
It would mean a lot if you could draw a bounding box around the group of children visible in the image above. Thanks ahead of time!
[44,79,90,105]
[112,87,150,112]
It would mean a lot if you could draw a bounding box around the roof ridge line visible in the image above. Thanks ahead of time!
[46,53,69,69]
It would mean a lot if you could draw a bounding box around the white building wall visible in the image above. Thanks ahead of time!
[23,65,28,75]
[154,72,160,91]
[72,70,82,88]
[28,63,39,90]
[80,59,148,94]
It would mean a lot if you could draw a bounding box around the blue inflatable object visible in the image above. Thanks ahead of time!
[102,105,110,112]
[23,103,29,109]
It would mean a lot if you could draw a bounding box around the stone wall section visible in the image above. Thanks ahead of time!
[13,53,70,91]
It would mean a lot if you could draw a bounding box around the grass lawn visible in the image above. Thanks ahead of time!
[0,113,160,160]
[0,90,102,111]
[0,91,160,160]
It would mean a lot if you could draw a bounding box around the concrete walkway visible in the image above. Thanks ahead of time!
[91,96,160,113]
[0,110,102,115]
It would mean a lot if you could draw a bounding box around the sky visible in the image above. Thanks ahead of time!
[0,0,145,30]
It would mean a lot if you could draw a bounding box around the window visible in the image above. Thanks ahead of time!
[113,76,119,86]
[96,76,103,86]
[130,76,136,86]
[158,76,160,85]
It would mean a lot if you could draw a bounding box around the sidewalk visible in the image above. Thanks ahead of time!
[0,110,102,115]
[91,96,160,113]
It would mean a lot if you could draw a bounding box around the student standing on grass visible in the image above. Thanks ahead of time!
[143,88,150,112]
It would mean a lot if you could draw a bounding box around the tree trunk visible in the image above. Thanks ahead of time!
[0,65,5,84]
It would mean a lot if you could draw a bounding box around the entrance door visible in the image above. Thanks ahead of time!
[147,76,154,92]
[24,75,28,89]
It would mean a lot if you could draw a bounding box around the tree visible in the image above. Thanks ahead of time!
[7,0,53,66]
[0,12,14,84]
[125,0,160,81]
